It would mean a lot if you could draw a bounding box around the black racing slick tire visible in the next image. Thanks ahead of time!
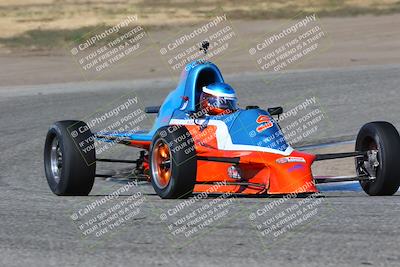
[355,121,400,196]
[149,126,197,199]
[44,120,96,196]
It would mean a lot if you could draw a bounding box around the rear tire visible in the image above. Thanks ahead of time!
[355,121,400,196]
[44,120,96,196]
[150,126,197,199]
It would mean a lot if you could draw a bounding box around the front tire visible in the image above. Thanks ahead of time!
[44,120,96,196]
[355,121,400,196]
[150,126,197,199]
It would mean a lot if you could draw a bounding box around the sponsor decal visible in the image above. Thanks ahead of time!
[256,115,273,133]
[288,163,305,172]
[179,96,189,110]
[276,156,306,164]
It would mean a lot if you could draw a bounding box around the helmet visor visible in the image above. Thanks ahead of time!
[206,95,237,111]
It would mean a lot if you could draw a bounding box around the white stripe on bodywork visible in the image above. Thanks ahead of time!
[170,119,294,156]
[202,86,236,98]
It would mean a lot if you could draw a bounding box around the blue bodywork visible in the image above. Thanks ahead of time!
[151,60,224,130]
[224,109,289,152]
[99,60,289,153]
[99,60,224,142]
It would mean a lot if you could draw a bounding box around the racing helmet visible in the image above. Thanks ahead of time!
[200,82,238,115]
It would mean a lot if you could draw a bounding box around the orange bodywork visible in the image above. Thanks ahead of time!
[128,140,151,150]
[186,125,317,195]
[194,149,317,195]
[128,125,318,195]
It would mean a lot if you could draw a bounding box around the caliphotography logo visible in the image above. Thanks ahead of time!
[2,1,400,267]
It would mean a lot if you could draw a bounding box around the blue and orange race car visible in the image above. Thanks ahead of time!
[44,58,400,198]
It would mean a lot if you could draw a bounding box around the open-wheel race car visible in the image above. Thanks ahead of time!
[44,57,400,198]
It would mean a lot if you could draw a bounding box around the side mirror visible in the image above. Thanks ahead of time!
[245,105,260,110]
[268,106,283,116]
[144,106,161,114]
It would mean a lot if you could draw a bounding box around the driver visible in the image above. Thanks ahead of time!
[200,82,238,116]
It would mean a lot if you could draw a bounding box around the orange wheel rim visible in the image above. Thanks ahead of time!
[151,139,172,189]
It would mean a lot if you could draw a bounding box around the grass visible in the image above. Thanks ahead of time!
[0,27,97,51]
[0,25,154,51]
[1,0,400,51]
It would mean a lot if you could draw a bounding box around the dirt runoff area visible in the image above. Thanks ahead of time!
[0,13,400,86]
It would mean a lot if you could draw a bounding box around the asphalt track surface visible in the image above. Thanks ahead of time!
[1,64,400,267]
